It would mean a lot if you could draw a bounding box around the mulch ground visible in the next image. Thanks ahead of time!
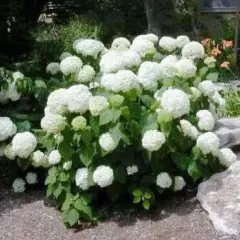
[0,187,238,240]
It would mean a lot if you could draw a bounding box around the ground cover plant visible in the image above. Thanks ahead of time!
[1,34,237,227]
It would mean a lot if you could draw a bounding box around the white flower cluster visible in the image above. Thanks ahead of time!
[89,96,109,116]
[26,172,38,184]
[160,89,190,119]
[99,132,118,152]
[0,117,17,141]
[174,176,186,191]
[60,56,82,76]
[142,130,166,152]
[46,62,60,75]
[130,39,156,58]
[101,70,140,93]
[76,65,95,83]
[100,50,141,73]
[48,150,61,165]
[182,41,205,59]
[180,119,199,140]
[159,36,177,52]
[156,172,172,188]
[218,148,237,168]
[196,110,215,131]
[196,132,220,156]
[174,59,196,78]
[204,57,216,68]
[75,168,91,190]
[32,150,48,167]
[133,34,158,44]
[111,37,131,51]
[75,39,105,59]
[127,165,138,175]
[93,165,114,188]
[12,132,37,159]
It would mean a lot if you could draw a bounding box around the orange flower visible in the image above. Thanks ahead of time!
[220,61,230,69]
[222,40,233,49]
[201,38,211,46]
[211,47,221,57]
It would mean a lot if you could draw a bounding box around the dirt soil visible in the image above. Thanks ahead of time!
[0,188,238,240]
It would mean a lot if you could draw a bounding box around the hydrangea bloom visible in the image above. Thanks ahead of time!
[48,150,61,165]
[174,59,197,78]
[176,35,190,49]
[190,87,201,101]
[89,96,109,116]
[99,50,141,74]
[12,178,26,193]
[180,119,200,140]
[211,91,226,108]
[99,132,118,152]
[26,172,38,184]
[160,55,178,78]
[109,94,124,108]
[93,165,114,188]
[12,71,24,81]
[75,168,90,190]
[101,70,140,93]
[159,36,177,52]
[75,39,105,58]
[41,113,66,134]
[32,150,45,167]
[196,110,215,131]
[218,148,237,168]
[198,80,216,97]
[0,117,17,141]
[127,165,138,175]
[60,56,82,76]
[4,144,16,160]
[66,84,92,113]
[12,132,37,159]
[46,88,68,114]
[75,65,95,83]
[130,39,157,58]
[138,61,163,91]
[71,116,87,131]
[182,41,205,59]
[59,52,72,61]
[196,132,220,156]
[160,89,190,118]
[156,172,172,188]
[142,130,166,152]
[6,82,21,101]
[111,37,131,51]
[63,161,72,170]
[133,34,158,44]
[46,62,60,75]
[204,56,216,68]
[173,176,186,191]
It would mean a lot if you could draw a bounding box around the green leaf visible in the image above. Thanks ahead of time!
[132,189,142,197]
[192,146,202,160]
[15,121,31,132]
[171,152,191,171]
[90,117,99,135]
[144,191,152,200]
[45,175,57,185]
[99,109,112,125]
[188,161,202,182]
[53,183,63,199]
[59,142,73,160]
[79,145,95,167]
[65,208,79,227]
[206,72,219,82]
[61,194,73,211]
[199,67,208,76]
[59,172,69,182]
[140,95,154,107]
[141,113,158,134]
[111,109,121,122]
[133,196,141,204]
[74,199,93,220]
[81,127,92,145]
[46,185,53,197]
[143,200,150,210]
[109,123,122,143]
[160,121,172,137]
[114,165,127,184]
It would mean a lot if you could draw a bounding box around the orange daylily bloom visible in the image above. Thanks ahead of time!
[201,38,211,46]
[222,40,233,49]
[211,47,221,56]
[220,61,230,68]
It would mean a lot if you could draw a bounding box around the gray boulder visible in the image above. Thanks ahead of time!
[197,161,240,236]
[215,118,240,148]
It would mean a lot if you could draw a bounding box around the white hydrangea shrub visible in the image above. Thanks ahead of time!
[35,34,228,223]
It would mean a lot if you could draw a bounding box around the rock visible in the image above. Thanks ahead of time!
[197,161,240,236]
[215,118,240,148]
[215,81,240,92]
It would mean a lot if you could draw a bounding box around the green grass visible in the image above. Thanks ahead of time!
[223,91,240,117]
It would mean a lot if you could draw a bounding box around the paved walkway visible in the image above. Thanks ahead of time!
[0,190,238,240]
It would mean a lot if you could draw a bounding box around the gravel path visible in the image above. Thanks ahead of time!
[0,189,238,240]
